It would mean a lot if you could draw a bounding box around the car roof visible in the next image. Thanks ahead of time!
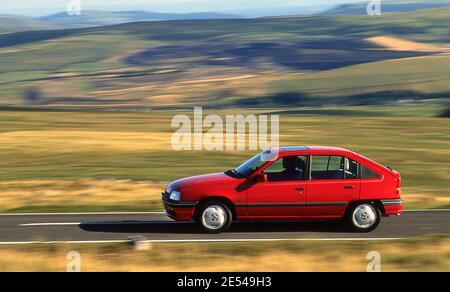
[279,146,353,153]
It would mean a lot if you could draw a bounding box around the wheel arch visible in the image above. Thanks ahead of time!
[345,200,386,217]
[194,196,237,221]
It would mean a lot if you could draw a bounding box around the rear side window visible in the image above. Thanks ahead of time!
[311,156,344,180]
[360,164,380,179]
[311,156,359,180]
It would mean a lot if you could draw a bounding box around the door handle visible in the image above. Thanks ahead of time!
[344,185,354,189]
[295,187,305,191]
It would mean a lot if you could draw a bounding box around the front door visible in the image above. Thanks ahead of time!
[306,155,360,218]
[246,155,307,218]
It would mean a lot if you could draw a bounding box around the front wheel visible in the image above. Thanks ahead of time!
[196,202,232,233]
[346,202,381,232]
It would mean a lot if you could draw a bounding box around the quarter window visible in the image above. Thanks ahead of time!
[360,164,380,179]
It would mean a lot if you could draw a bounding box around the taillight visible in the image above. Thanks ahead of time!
[395,177,402,197]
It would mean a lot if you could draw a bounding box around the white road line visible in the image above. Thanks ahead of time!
[139,238,404,243]
[19,222,81,227]
[0,211,165,216]
[0,237,404,245]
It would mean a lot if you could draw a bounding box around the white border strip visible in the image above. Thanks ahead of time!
[0,237,404,245]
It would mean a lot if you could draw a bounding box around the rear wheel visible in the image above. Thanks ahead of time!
[347,202,381,232]
[196,202,232,233]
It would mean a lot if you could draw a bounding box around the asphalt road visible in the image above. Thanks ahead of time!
[0,210,449,244]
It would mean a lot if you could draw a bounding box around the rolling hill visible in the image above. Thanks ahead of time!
[323,0,450,15]
[0,7,449,109]
[38,10,240,28]
[0,10,240,33]
[0,15,60,33]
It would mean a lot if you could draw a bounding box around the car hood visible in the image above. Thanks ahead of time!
[167,172,240,192]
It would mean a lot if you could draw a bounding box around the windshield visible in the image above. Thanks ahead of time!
[233,150,276,177]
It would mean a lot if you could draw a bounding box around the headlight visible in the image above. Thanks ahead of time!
[169,191,181,201]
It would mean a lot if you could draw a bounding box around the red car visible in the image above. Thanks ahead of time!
[162,146,403,233]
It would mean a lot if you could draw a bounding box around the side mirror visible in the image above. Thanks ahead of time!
[255,173,268,183]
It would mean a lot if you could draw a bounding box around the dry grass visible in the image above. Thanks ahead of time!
[405,193,450,209]
[0,179,164,212]
[366,36,450,52]
[0,236,448,272]
[0,130,172,152]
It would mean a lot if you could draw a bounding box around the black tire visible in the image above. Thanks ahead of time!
[196,201,232,233]
[346,202,381,233]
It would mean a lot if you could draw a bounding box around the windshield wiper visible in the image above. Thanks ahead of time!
[225,169,246,178]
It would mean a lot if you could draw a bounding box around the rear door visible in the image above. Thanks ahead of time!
[306,155,360,218]
[246,155,307,218]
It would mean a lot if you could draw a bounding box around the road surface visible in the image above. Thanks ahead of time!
[0,210,448,244]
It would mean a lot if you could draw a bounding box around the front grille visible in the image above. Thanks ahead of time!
[165,209,176,218]
[162,191,170,201]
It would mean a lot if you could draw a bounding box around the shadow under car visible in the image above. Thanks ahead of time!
[79,220,354,234]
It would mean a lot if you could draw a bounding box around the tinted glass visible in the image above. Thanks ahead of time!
[344,158,358,179]
[361,164,380,179]
[234,152,267,177]
[264,155,307,181]
[311,156,344,180]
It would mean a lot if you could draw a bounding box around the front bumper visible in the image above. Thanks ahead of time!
[161,192,197,221]
[381,198,404,216]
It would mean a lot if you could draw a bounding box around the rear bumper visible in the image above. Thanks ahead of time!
[162,193,197,221]
[381,198,404,216]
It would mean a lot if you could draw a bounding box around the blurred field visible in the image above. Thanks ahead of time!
[0,105,448,212]
[0,235,448,271]
[0,179,164,213]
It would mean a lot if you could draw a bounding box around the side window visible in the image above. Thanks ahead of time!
[344,158,358,179]
[361,164,380,179]
[263,155,307,182]
[263,159,284,173]
[311,156,344,180]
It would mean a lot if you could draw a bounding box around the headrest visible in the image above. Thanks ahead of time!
[283,156,298,169]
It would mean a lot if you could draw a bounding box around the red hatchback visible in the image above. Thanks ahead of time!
[162,146,403,233]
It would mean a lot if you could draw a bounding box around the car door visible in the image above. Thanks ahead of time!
[306,155,360,218]
[245,155,307,218]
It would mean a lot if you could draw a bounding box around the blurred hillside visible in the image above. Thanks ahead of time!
[0,15,60,33]
[38,10,240,28]
[323,0,450,15]
[0,7,449,109]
